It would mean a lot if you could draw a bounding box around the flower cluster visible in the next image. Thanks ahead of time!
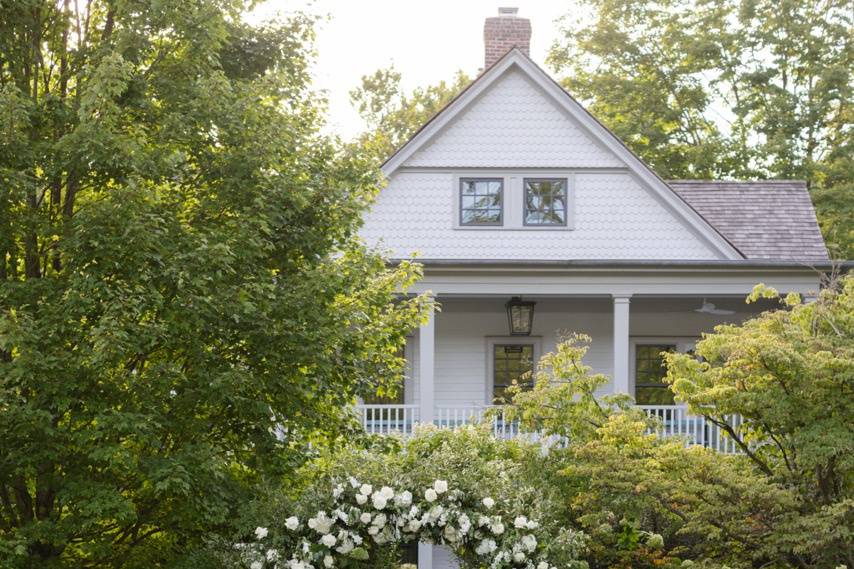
[240,478,558,569]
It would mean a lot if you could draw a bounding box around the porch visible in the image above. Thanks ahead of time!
[355,403,745,453]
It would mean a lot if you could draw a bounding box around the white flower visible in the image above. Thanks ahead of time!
[324,555,335,567]
[491,521,505,535]
[348,477,359,488]
[359,484,373,496]
[332,484,344,498]
[309,511,335,534]
[514,516,528,529]
[250,561,263,569]
[359,512,372,524]
[475,539,497,555]
[526,519,539,530]
[482,497,495,509]
[266,549,279,561]
[425,488,438,502]
[538,563,549,569]
[522,534,537,552]
[647,533,664,549]
[371,492,388,510]
[254,526,268,540]
[444,525,460,543]
[407,519,422,532]
[355,493,367,505]
[394,491,413,508]
[352,534,363,545]
[513,551,526,563]
[368,526,379,535]
[433,480,449,494]
[335,540,354,554]
[458,513,471,534]
[373,513,387,528]
[478,515,491,527]
[380,486,395,499]
[285,516,299,531]
[320,534,337,547]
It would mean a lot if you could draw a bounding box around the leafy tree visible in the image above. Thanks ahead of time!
[0,2,427,567]
[549,0,854,258]
[349,67,471,162]
[507,277,854,568]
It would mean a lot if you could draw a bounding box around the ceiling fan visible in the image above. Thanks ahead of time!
[695,298,735,315]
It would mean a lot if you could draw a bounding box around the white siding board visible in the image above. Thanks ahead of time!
[405,69,623,168]
[361,171,720,260]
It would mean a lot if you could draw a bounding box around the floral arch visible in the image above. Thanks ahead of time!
[238,476,583,569]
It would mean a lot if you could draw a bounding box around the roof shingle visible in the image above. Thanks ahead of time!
[669,180,829,262]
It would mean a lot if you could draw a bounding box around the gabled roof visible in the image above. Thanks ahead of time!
[381,49,743,261]
[670,180,829,262]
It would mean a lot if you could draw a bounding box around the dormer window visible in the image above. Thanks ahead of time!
[460,178,503,226]
[524,178,568,226]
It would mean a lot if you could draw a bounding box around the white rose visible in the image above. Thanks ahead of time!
[491,521,505,535]
[266,549,279,561]
[514,516,528,529]
[332,484,343,498]
[538,563,549,569]
[359,484,372,496]
[254,526,268,540]
[320,534,337,547]
[458,513,471,534]
[348,477,359,488]
[355,493,367,505]
[478,515,491,527]
[513,551,526,562]
[475,538,497,555]
[368,526,379,535]
[443,525,459,543]
[380,486,395,499]
[395,491,413,508]
[335,540,354,554]
[371,492,388,510]
[425,488,438,502]
[285,516,299,531]
[522,534,537,552]
[407,519,422,532]
[324,554,335,567]
[526,519,539,530]
[433,480,448,494]
[360,512,372,524]
[482,497,495,509]
[373,513,387,528]
[250,561,263,569]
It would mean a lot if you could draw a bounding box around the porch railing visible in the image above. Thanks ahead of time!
[638,405,744,454]
[354,404,743,453]
[357,404,419,436]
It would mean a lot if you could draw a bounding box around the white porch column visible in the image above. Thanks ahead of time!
[612,294,632,395]
[418,301,435,424]
[418,542,433,568]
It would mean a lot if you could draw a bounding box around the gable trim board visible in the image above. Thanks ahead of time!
[381,49,743,261]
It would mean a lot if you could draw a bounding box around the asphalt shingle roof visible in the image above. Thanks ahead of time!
[669,180,829,262]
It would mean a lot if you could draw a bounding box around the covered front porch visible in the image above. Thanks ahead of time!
[356,263,820,452]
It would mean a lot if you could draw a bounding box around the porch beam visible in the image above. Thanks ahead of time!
[612,294,631,395]
[418,301,436,424]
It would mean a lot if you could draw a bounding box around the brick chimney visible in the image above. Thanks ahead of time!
[483,7,531,69]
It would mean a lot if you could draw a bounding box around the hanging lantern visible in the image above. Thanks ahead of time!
[505,296,536,336]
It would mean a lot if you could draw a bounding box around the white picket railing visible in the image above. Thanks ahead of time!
[354,404,744,453]
[356,404,419,436]
[638,405,744,454]
[435,405,521,439]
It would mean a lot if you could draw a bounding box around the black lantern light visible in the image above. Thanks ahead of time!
[505,296,536,336]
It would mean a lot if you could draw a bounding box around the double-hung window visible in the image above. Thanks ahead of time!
[523,178,568,226]
[634,344,677,405]
[492,344,535,402]
[460,178,503,226]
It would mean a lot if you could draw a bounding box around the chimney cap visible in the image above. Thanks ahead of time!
[498,7,519,16]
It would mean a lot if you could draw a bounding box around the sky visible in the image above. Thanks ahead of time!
[250,1,576,140]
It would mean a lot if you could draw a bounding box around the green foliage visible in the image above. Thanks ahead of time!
[0,2,428,567]
[508,283,854,568]
[549,0,854,257]
[349,67,471,163]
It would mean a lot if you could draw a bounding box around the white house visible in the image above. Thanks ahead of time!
[356,9,829,567]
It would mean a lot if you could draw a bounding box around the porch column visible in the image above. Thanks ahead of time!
[418,300,435,424]
[418,543,433,568]
[612,294,632,395]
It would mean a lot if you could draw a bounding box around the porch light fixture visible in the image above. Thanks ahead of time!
[506,296,536,336]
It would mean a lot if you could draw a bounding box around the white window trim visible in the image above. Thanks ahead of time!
[485,336,542,405]
[629,336,697,403]
[452,171,576,230]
